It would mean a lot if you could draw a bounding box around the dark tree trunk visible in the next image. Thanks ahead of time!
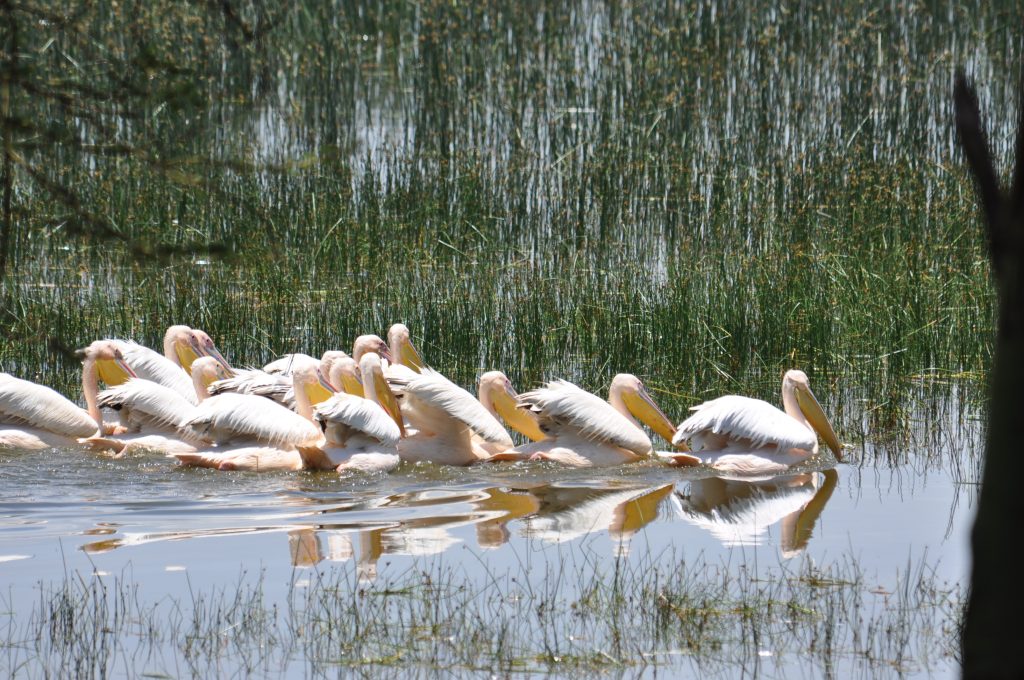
[955,73,1024,678]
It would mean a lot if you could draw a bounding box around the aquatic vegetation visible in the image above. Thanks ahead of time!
[0,551,962,678]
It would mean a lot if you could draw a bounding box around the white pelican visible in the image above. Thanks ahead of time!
[173,357,332,471]
[297,353,403,474]
[352,334,393,364]
[189,328,232,373]
[246,350,356,408]
[327,356,364,397]
[0,373,100,449]
[666,370,843,476]
[389,369,514,465]
[498,374,678,467]
[387,323,425,372]
[110,325,202,405]
[476,371,547,452]
[79,340,142,433]
[81,357,232,455]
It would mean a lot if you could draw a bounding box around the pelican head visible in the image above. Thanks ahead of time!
[360,352,405,436]
[291,359,336,408]
[478,371,546,441]
[782,370,842,459]
[353,334,393,364]
[191,329,232,373]
[78,340,136,386]
[388,323,425,372]
[164,325,204,372]
[609,374,678,448]
[191,355,232,400]
[319,350,350,385]
[328,356,364,397]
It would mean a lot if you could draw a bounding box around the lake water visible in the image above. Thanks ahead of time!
[0,387,976,678]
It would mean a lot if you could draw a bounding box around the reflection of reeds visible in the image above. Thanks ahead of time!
[9,550,962,676]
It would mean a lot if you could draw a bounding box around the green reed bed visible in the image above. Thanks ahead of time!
[0,550,961,678]
[1,0,1017,465]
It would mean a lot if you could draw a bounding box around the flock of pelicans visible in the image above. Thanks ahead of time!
[0,324,844,476]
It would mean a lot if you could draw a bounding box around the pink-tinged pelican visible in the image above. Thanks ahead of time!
[501,374,678,467]
[81,357,232,456]
[389,369,514,465]
[387,323,425,372]
[476,371,547,452]
[214,351,349,410]
[109,325,204,405]
[189,329,232,373]
[327,356,365,397]
[352,334,393,364]
[173,357,333,471]
[0,373,100,449]
[297,353,403,474]
[666,370,843,475]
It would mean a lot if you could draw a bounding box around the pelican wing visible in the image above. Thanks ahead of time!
[314,394,400,446]
[114,340,197,405]
[180,393,320,446]
[518,380,651,455]
[96,378,197,431]
[209,369,295,409]
[0,373,97,437]
[262,353,318,375]
[677,395,817,452]
[390,369,511,445]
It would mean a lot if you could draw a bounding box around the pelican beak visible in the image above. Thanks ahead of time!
[492,384,547,441]
[374,370,406,437]
[623,387,681,449]
[341,370,364,397]
[97,357,136,386]
[203,344,232,373]
[796,386,843,460]
[175,338,203,374]
[396,337,425,372]
[303,371,336,406]
[378,344,394,364]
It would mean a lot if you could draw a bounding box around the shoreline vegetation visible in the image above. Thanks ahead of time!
[3,549,961,678]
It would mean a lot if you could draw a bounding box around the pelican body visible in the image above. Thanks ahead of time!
[668,370,843,475]
[506,374,678,467]
[0,373,99,449]
[390,369,513,466]
[297,353,403,474]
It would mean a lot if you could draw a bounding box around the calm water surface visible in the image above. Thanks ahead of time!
[0,387,976,677]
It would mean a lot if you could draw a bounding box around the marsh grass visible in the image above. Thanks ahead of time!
[0,550,961,678]
[3,4,1013,434]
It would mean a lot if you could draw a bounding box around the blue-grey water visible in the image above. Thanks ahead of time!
[0,388,976,678]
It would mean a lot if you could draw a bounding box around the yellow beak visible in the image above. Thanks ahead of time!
[304,378,335,407]
[341,371,365,397]
[399,338,425,372]
[96,358,134,386]
[796,386,842,459]
[374,370,406,437]
[623,387,682,450]
[492,388,547,441]
[175,342,203,374]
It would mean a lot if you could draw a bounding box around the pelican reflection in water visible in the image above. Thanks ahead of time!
[671,469,838,557]
[77,471,838,573]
